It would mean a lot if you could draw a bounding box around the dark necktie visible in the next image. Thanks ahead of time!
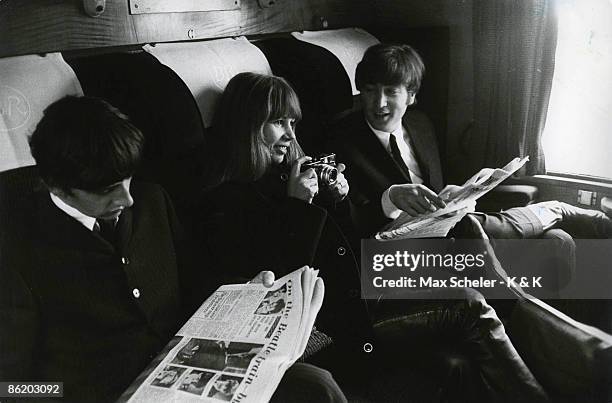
[389,133,412,181]
[96,218,117,245]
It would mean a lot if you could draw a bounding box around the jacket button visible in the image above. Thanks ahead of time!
[132,288,141,299]
[280,173,289,181]
[337,246,346,256]
[121,257,130,265]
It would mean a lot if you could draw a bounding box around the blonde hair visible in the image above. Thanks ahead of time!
[208,72,304,185]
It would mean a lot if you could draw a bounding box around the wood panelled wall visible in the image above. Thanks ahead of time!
[370,0,475,184]
[0,0,373,58]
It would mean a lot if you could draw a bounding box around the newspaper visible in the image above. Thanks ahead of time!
[119,266,324,403]
[376,157,529,240]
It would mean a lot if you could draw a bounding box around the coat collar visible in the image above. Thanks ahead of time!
[35,190,133,254]
[252,164,291,203]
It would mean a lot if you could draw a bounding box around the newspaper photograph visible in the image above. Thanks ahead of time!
[120,267,324,403]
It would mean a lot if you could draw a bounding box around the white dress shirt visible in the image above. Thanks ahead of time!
[49,192,97,231]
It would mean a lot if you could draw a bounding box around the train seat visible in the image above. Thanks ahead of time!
[66,50,205,212]
[510,297,612,401]
[66,37,271,213]
[140,37,272,129]
[0,53,83,232]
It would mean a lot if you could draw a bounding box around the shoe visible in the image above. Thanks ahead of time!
[536,201,612,238]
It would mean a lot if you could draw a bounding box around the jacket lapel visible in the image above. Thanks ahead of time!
[356,117,409,184]
[36,191,113,253]
[402,111,444,192]
[115,207,133,254]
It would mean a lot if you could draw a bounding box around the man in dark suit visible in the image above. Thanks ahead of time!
[331,44,444,236]
[0,96,346,403]
[330,43,612,400]
[332,43,611,240]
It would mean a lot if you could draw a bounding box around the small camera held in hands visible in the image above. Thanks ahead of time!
[301,153,338,186]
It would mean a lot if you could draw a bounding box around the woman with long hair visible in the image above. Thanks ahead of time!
[196,71,369,369]
[205,72,348,203]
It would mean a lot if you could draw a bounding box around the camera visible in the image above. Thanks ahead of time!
[301,153,338,186]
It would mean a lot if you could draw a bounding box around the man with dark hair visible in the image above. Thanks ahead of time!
[0,95,346,403]
[334,43,611,240]
[334,43,443,235]
[331,43,612,401]
[29,96,145,199]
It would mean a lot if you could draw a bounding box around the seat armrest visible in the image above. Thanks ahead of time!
[476,185,539,212]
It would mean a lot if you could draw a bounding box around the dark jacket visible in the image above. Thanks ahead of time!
[195,168,373,356]
[0,182,212,402]
[330,109,445,236]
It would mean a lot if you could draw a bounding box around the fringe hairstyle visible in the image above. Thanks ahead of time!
[29,95,144,193]
[355,43,425,93]
[208,72,304,185]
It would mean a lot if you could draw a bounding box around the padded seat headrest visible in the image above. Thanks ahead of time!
[291,28,379,96]
[255,28,379,153]
[67,51,208,208]
[0,53,83,172]
[256,28,379,118]
[143,37,272,128]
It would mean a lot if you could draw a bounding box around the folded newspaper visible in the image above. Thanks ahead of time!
[119,266,324,403]
[376,157,529,240]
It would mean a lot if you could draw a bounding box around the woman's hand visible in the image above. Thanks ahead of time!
[250,271,275,287]
[325,163,349,202]
[288,156,319,204]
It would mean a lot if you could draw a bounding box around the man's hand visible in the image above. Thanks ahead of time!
[288,156,318,204]
[250,271,275,288]
[389,184,446,217]
[324,163,349,202]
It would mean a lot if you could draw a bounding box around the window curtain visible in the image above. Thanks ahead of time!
[470,0,557,175]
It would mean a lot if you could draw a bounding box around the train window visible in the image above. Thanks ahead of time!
[541,0,612,180]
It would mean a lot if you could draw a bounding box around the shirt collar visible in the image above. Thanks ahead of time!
[365,118,403,147]
[49,192,97,231]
